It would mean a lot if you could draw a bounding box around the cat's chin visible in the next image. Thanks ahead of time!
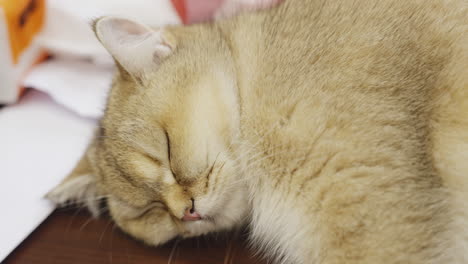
[181,219,219,237]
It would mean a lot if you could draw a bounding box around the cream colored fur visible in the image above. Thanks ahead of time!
[47,0,468,263]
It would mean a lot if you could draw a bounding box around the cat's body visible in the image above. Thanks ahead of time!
[227,0,468,262]
[48,0,468,263]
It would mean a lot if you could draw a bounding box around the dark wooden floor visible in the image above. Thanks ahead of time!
[4,209,266,264]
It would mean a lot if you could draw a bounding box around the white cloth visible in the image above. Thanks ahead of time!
[23,58,113,119]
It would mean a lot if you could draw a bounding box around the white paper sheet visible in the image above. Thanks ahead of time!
[0,90,97,262]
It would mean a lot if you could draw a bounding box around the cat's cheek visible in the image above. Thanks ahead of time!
[108,200,180,246]
[193,178,249,231]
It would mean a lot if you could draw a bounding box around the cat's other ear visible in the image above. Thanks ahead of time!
[93,16,176,78]
[46,143,103,217]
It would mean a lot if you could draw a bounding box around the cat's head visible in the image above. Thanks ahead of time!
[47,17,249,245]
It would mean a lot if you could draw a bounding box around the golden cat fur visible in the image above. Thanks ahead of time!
[47,0,468,263]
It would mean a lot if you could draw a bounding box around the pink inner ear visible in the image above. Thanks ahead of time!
[105,18,148,36]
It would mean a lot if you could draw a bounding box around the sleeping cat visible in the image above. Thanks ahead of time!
[47,0,468,263]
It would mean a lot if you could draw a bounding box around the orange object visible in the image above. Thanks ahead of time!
[171,0,187,24]
[0,0,46,104]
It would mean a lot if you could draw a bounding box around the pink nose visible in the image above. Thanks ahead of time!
[182,209,202,221]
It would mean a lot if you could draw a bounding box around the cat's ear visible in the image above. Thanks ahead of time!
[93,17,176,78]
[46,142,103,217]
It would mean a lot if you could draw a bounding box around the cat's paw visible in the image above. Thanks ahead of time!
[46,173,102,217]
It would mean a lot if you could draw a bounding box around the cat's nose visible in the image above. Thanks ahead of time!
[182,199,201,221]
[183,209,201,221]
